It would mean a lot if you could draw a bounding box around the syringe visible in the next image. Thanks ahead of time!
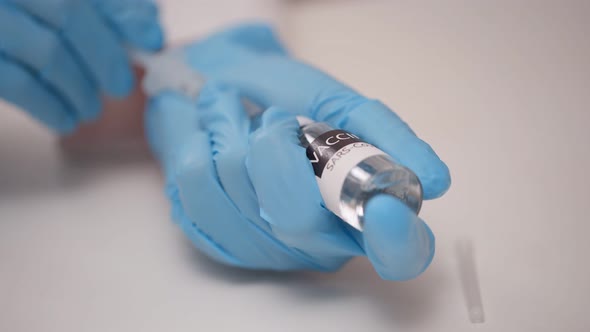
[128,48,204,100]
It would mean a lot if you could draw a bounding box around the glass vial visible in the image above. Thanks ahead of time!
[298,117,423,230]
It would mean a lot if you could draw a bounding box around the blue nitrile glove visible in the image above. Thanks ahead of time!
[0,0,163,133]
[146,24,451,280]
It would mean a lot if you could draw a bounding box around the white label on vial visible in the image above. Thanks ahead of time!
[305,130,387,230]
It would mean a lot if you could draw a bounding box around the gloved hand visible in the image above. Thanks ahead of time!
[0,0,163,133]
[146,24,451,280]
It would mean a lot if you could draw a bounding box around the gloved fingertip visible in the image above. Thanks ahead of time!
[422,162,452,200]
[135,22,165,51]
[105,60,134,98]
[363,195,435,281]
[93,0,163,50]
[343,103,451,201]
[82,97,102,123]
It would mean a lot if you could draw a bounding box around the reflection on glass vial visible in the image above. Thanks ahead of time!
[297,117,423,231]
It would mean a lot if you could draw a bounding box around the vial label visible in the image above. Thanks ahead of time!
[306,130,362,177]
[306,130,387,223]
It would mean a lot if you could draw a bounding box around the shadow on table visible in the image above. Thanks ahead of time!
[181,238,449,328]
[0,137,155,199]
[0,83,150,199]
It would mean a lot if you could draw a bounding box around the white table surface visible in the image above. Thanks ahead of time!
[1,1,589,331]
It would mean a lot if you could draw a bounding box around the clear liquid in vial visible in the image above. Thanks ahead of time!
[298,120,422,230]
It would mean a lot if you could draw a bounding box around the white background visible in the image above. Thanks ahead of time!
[1,0,589,331]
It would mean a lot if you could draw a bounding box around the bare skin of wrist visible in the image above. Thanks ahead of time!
[59,67,150,157]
